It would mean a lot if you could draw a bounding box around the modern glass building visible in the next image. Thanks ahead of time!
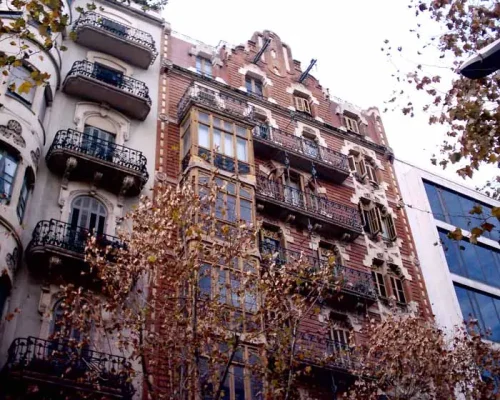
[396,161,500,341]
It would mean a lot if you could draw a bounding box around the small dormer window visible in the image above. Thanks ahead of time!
[196,56,212,78]
[245,76,263,98]
[294,94,311,115]
[344,116,359,133]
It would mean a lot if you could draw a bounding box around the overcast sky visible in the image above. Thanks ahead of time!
[163,0,494,190]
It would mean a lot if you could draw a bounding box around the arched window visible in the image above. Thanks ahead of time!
[51,299,92,341]
[70,196,107,234]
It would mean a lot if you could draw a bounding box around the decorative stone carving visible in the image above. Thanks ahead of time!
[6,247,18,272]
[118,175,135,206]
[90,172,103,195]
[30,148,41,165]
[62,157,78,189]
[0,119,26,148]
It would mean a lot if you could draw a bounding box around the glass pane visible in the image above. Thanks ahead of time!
[213,129,221,152]
[240,199,252,223]
[476,291,500,342]
[4,158,17,176]
[198,112,209,124]
[226,182,236,195]
[460,241,484,282]
[205,62,212,76]
[454,285,476,323]
[218,269,227,304]
[224,121,232,132]
[240,187,251,199]
[477,245,500,288]
[182,130,191,157]
[441,189,464,227]
[224,134,233,157]
[438,230,463,276]
[236,138,248,161]
[227,196,236,221]
[423,181,444,220]
[213,118,222,128]
[230,272,240,307]
[198,124,210,148]
[234,365,245,400]
[236,126,247,138]
[216,192,224,219]
[199,264,211,299]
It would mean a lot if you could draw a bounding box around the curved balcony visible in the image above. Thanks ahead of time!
[253,125,350,183]
[46,129,148,196]
[256,175,363,240]
[26,219,123,282]
[260,245,377,303]
[73,12,157,69]
[63,60,151,120]
[178,82,255,125]
[2,337,134,399]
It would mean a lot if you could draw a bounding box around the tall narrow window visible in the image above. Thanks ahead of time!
[17,170,33,222]
[196,56,212,77]
[390,276,407,303]
[0,147,18,202]
[372,271,387,297]
[245,76,263,97]
[365,161,378,184]
[381,213,397,241]
[294,95,311,115]
[8,64,36,105]
[348,155,367,178]
[344,116,359,133]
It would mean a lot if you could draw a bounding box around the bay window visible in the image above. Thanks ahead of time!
[360,202,397,241]
[181,109,252,175]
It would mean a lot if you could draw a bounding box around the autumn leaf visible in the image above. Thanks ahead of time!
[17,80,33,94]
[481,222,494,232]
[448,228,463,241]
[492,207,500,220]
[469,205,483,215]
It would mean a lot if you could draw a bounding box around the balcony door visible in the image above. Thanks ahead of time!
[329,326,351,367]
[284,176,302,208]
[101,17,128,36]
[82,125,115,162]
[94,62,123,88]
[68,196,107,251]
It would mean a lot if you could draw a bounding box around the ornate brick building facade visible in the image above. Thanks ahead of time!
[158,28,431,398]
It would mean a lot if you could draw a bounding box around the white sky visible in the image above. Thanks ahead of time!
[164,0,495,191]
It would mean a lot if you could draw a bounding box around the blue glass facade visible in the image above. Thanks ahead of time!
[454,284,500,342]
[424,180,500,241]
[423,180,500,342]
[439,229,500,288]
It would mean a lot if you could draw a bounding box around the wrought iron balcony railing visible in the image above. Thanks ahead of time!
[74,12,157,65]
[295,331,356,371]
[253,125,349,176]
[29,219,123,257]
[260,244,377,300]
[256,175,363,233]
[4,337,134,398]
[48,129,149,180]
[66,60,151,103]
[178,82,255,123]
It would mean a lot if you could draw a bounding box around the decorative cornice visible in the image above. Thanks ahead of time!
[166,63,391,157]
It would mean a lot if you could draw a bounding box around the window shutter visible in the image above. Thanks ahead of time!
[357,159,367,177]
[386,214,397,241]
[303,99,311,114]
[366,163,377,183]
[390,277,398,299]
[367,207,380,234]
[348,155,356,172]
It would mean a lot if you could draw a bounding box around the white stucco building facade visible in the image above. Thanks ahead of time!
[395,160,500,340]
[0,1,164,398]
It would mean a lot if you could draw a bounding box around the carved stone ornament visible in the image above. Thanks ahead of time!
[0,119,26,148]
[6,247,18,272]
[31,148,41,165]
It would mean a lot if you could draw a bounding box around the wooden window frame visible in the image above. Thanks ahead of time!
[197,258,260,334]
[344,116,359,133]
[390,276,407,304]
[182,109,253,175]
[361,202,397,241]
[197,173,254,225]
[365,160,378,185]
[294,95,312,115]
[199,345,262,400]
[245,75,264,97]
[372,271,388,298]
